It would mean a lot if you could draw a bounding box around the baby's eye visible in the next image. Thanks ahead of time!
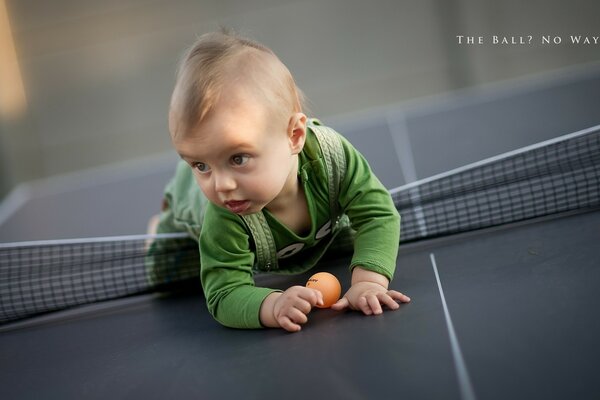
[192,162,211,173]
[231,154,250,166]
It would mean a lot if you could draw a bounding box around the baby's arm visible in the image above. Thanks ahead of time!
[260,287,324,332]
[331,267,410,314]
[331,133,409,315]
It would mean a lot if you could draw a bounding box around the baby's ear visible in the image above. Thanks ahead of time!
[288,113,307,154]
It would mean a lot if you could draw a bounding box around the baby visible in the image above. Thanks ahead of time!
[150,30,410,332]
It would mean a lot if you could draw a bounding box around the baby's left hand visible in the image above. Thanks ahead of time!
[331,281,410,315]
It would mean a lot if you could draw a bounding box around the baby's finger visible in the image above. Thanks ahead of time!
[299,287,324,307]
[377,292,401,310]
[279,316,301,332]
[388,290,411,303]
[294,299,313,315]
[367,294,383,315]
[288,308,309,325]
[330,297,349,311]
[357,296,373,315]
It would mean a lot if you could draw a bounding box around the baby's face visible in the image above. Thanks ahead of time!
[172,88,303,215]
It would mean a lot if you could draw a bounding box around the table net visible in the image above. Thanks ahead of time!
[1,125,599,324]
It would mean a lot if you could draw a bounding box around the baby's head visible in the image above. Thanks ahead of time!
[169,30,305,141]
[169,30,309,215]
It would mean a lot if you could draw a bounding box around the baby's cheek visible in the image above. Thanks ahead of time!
[197,183,217,203]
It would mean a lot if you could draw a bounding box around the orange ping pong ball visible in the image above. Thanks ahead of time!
[306,272,341,308]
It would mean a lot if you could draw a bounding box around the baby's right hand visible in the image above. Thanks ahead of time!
[273,286,324,332]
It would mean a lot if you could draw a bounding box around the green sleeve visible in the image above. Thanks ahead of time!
[337,135,401,281]
[199,203,279,329]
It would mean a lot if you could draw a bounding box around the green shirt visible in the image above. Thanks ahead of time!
[157,123,400,328]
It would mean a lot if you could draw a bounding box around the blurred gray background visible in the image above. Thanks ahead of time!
[1,0,600,241]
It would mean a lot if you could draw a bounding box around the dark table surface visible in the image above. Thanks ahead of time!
[2,208,598,400]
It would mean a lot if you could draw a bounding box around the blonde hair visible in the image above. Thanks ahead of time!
[170,29,306,138]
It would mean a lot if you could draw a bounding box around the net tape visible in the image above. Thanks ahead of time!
[1,125,599,324]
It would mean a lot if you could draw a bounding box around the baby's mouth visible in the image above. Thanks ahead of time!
[224,200,251,214]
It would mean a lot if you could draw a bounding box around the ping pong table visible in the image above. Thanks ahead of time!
[1,70,600,399]
[1,207,598,399]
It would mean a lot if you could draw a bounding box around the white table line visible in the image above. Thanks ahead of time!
[430,253,477,400]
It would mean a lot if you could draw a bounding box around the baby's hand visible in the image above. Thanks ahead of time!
[331,281,410,315]
[272,286,324,332]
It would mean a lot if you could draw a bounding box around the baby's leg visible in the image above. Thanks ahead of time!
[147,214,160,234]
[144,213,161,251]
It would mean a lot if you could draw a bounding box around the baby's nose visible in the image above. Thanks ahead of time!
[214,172,237,192]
